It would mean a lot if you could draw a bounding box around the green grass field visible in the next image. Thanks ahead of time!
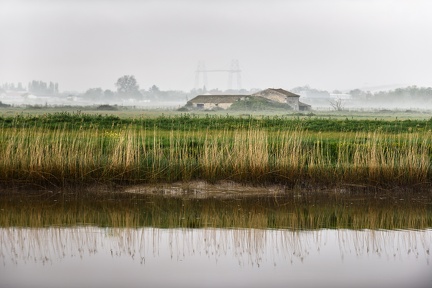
[1,110,432,189]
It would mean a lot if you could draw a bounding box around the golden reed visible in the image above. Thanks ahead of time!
[0,125,430,187]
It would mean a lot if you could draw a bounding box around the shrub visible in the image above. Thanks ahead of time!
[96,104,118,111]
[229,97,293,111]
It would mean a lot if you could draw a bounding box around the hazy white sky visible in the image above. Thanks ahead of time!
[1,0,431,92]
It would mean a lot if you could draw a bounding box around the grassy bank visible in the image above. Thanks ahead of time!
[1,113,432,188]
[2,111,432,132]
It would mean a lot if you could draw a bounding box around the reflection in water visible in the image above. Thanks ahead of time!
[1,190,431,287]
[1,227,431,288]
[1,190,432,230]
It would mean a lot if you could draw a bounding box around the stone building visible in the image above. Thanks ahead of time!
[252,88,311,111]
[187,88,311,111]
[186,95,247,110]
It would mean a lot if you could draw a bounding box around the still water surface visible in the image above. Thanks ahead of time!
[1,189,431,288]
[1,227,431,288]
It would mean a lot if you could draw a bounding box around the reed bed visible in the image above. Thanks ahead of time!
[0,123,431,187]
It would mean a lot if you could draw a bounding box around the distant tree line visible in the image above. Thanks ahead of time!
[342,86,432,103]
[141,85,191,101]
[81,75,263,102]
[4,75,431,105]
[28,80,59,96]
[291,85,331,98]
[291,85,432,103]
[1,82,25,92]
[1,80,59,96]
[83,75,142,101]
[371,86,432,102]
[82,75,193,102]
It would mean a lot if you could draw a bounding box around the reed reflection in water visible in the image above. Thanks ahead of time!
[0,227,431,288]
[1,191,431,230]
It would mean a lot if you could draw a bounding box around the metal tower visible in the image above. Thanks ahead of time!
[228,59,242,90]
[194,61,208,91]
[194,60,242,91]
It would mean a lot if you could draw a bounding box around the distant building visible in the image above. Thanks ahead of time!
[252,88,311,111]
[187,95,248,110]
[186,88,311,111]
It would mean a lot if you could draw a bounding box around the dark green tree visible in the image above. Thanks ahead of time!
[115,75,141,98]
[84,88,103,99]
[104,89,115,99]
[149,85,160,93]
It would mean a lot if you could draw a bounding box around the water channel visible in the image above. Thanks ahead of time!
[1,188,431,288]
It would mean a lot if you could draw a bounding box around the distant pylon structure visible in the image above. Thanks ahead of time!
[228,59,242,90]
[194,59,242,90]
[194,61,208,90]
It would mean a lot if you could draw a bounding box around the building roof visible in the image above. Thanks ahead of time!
[253,88,300,98]
[299,101,311,108]
[188,95,245,104]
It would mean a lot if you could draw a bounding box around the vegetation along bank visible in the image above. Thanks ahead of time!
[1,112,432,189]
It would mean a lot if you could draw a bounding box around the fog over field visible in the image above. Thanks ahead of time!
[1,0,431,110]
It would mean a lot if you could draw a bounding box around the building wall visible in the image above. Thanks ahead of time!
[286,97,299,110]
[253,91,300,110]
[193,102,233,109]
[189,91,305,111]
[217,103,233,109]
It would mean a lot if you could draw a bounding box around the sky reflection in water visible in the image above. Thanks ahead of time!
[1,227,431,288]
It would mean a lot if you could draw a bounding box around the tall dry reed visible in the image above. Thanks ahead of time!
[0,125,430,187]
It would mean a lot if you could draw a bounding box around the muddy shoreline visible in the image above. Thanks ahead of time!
[2,180,431,200]
[123,181,291,198]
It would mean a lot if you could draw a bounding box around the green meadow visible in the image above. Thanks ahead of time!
[1,111,432,189]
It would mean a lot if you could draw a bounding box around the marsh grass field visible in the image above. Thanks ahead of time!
[1,110,432,189]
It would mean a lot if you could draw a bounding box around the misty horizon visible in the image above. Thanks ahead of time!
[1,0,432,94]
[2,78,432,112]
